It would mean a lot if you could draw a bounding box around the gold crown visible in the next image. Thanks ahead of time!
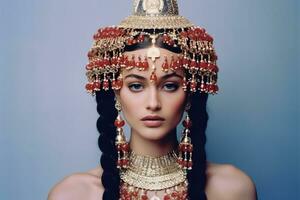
[118,0,193,29]
[85,0,219,95]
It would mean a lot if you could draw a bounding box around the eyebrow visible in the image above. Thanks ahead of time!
[124,72,183,81]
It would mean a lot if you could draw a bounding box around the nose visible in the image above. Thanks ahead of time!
[146,87,161,111]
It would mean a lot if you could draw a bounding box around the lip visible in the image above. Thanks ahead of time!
[141,115,165,121]
[141,115,165,127]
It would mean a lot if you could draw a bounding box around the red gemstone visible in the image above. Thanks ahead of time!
[102,80,109,90]
[126,38,134,45]
[114,119,125,128]
[150,72,157,82]
[200,61,208,70]
[122,143,129,151]
[162,58,169,72]
[187,145,193,152]
[85,63,93,70]
[93,81,101,91]
[116,144,122,151]
[170,59,176,71]
[180,31,188,38]
[190,81,197,92]
[164,195,171,200]
[111,80,117,90]
[117,159,122,166]
[182,57,190,67]
[190,59,197,69]
[183,119,192,128]
[137,34,145,43]
[176,58,182,68]
[171,192,178,197]
[129,57,135,68]
[142,58,149,70]
[116,79,123,89]
[85,83,94,91]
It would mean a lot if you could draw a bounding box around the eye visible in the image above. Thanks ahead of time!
[163,82,179,92]
[128,83,144,92]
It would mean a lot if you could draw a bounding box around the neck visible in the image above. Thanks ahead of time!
[129,128,178,157]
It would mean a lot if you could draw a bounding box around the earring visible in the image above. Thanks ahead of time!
[178,103,193,170]
[114,99,129,169]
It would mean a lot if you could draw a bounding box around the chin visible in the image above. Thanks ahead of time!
[139,127,172,141]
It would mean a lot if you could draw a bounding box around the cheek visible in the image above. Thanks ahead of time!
[119,88,142,124]
[163,92,186,122]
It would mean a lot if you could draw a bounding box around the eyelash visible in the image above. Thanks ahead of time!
[128,82,179,92]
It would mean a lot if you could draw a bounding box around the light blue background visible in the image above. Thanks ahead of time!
[0,0,299,199]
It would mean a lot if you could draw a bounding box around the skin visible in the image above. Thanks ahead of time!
[115,48,186,157]
[48,48,257,200]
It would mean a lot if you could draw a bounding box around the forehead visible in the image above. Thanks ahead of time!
[122,48,185,78]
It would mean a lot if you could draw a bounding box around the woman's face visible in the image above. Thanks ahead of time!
[115,48,187,142]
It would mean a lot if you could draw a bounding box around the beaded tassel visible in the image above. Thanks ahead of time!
[178,113,193,170]
[114,101,129,169]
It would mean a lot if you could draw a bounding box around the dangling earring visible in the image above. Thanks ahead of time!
[178,103,193,170]
[114,99,129,169]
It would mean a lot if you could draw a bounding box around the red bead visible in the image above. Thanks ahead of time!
[114,119,125,128]
[187,145,193,152]
[111,57,118,66]
[116,144,122,151]
[126,38,134,45]
[122,143,129,151]
[137,34,145,43]
[183,119,192,128]
[182,57,190,67]
[102,80,109,90]
[171,192,178,197]
[200,61,208,70]
[200,83,207,92]
[85,63,93,70]
[129,57,135,68]
[190,59,197,69]
[176,58,182,69]
[116,79,123,89]
[170,59,176,71]
[190,81,197,92]
[142,58,149,70]
[150,72,157,82]
[164,195,171,200]
[117,159,122,166]
[85,83,94,91]
[162,58,169,72]
[180,31,188,38]
[93,81,101,91]
[183,160,188,167]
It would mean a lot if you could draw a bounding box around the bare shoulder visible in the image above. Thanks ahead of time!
[205,162,257,200]
[47,167,103,200]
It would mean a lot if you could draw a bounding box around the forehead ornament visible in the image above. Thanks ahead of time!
[85,0,219,95]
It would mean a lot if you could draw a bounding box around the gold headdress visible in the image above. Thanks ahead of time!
[85,0,219,95]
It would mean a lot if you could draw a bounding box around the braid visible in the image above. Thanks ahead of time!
[187,92,209,200]
[95,90,120,200]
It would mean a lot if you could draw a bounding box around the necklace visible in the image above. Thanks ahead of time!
[119,150,188,200]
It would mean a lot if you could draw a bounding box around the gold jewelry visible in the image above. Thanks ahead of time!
[85,0,219,96]
[114,99,129,169]
[178,108,193,170]
[119,150,189,200]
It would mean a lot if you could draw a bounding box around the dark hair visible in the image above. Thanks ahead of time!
[96,32,209,199]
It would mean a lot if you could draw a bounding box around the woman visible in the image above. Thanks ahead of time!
[48,0,257,199]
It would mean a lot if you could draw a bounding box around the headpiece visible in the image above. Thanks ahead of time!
[85,0,219,95]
